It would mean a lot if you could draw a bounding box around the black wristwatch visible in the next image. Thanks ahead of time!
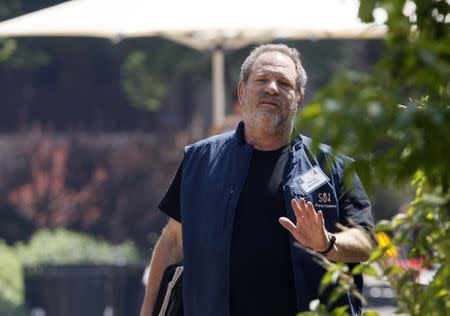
[318,232,336,256]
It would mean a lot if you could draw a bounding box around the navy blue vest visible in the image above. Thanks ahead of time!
[180,122,366,315]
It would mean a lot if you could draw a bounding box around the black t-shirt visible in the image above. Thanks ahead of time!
[229,146,297,316]
[159,161,183,222]
[159,146,297,316]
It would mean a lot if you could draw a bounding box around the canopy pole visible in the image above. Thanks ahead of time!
[212,49,226,126]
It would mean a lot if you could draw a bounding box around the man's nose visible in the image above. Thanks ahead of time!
[264,80,279,94]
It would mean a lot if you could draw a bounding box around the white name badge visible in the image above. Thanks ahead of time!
[295,165,329,194]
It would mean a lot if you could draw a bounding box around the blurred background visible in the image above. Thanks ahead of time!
[2,0,447,316]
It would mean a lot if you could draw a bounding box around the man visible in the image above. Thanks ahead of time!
[140,43,376,316]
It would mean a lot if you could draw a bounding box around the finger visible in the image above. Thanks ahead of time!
[317,210,325,227]
[299,197,307,211]
[291,199,303,221]
[299,198,310,219]
[279,217,297,234]
[302,200,315,223]
[280,217,308,245]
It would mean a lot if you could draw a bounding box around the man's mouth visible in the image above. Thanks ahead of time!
[259,99,279,107]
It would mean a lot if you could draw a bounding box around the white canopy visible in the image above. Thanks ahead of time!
[0,0,386,125]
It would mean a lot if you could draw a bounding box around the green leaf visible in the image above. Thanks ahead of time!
[302,102,323,119]
[383,265,404,276]
[0,240,24,305]
[374,220,393,232]
[358,0,376,23]
[330,305,350,316]
[368,247,386,262]
[352,263,378,277]
[421,193,448,206]
[319,270,333,294]
[0,39,16,62]
[362,310,379,316]
[328,286,347,307]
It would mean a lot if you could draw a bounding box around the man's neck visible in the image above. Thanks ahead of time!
[244,127,292,151]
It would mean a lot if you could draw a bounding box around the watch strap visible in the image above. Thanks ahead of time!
[318,233,336,256]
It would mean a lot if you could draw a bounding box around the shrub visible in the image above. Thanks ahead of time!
[0,229,143,315]
[15,228,142,266]
[0,240,23,305]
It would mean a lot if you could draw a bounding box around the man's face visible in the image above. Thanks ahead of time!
[238,51,303,135]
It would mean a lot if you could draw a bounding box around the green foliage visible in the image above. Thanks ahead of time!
[0,298,28,316]
[0,229,142,314]
[0,241,23,305]
[0,1,50,68]
[0,39,16,61]
[0,39,50,68]
[119,38,209,111]
[298,1,450,189]
[386,173,450,315]
[297,299,351,316]
[296,0,450,315]
[0,1,20,64]
[15,229,141,266]
[0,241,28,316]
[121,50,168,111]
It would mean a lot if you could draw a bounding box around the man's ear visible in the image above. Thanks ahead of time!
[296,93,304,112]
[237,80,245,104]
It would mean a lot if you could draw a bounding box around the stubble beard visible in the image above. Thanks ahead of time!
[242,99,297,137]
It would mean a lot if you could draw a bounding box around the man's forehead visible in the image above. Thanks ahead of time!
[251,52,296,76]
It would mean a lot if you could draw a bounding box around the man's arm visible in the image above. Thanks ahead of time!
[140,219,183,316]
[320,227,375,262]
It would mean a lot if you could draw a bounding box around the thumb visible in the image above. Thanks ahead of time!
[279,217,296,234]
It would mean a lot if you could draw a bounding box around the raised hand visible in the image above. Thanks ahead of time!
[279,198,330,252]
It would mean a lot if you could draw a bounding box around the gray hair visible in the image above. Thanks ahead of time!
[240,43,308,95]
